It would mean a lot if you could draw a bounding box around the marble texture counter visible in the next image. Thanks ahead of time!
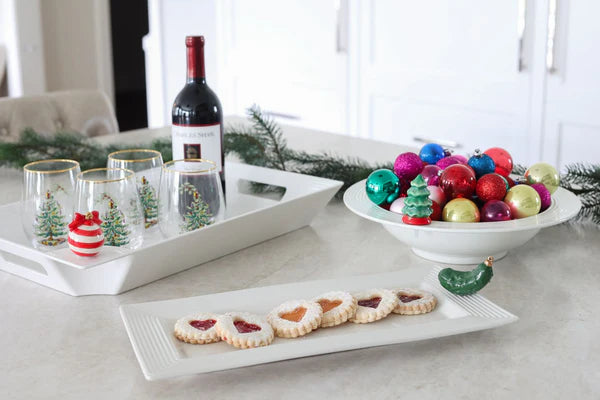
[1,119,599,399]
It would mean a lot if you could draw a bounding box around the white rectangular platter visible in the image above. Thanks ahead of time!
[120,267,518,380]
[0,162,342,296]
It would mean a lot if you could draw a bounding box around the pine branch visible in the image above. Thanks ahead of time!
[247,105,288,170]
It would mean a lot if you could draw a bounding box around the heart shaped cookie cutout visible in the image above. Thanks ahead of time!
[279,306,307,322]
[318,299,343,313]
[358,297,381,309]
[398,294,422,303]
[189,319,216,331]
[234,320,262,333]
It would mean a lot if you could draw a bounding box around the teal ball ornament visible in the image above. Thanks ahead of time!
[468,149,496,178]
[366,169,400,205]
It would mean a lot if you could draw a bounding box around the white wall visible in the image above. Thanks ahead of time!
[40,0,113,101]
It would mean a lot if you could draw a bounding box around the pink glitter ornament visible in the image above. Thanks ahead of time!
[530,183,552,211]
[427,185,446,207]
[452,154,468,164]
[436,156,462,170]
[389,197,406,214]
[421,164,441,186]
[393,152,423,182]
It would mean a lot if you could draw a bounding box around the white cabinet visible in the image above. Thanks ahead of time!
[145,0,600,168]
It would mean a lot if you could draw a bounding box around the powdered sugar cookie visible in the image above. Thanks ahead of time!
[267,299,323,338]
[349,288,397,324]
[174,312,220,344]
[215,312,274,349]
[312,291,357,328]
[392,288,437,315]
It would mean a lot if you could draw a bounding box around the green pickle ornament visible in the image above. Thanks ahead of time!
[402,174,433,225]
[438,256,494,295]
[366,169,400,205]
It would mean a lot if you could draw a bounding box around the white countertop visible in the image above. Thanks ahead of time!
[1,119,599,399]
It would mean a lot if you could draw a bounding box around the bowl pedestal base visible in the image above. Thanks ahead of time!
[412,249,508,265]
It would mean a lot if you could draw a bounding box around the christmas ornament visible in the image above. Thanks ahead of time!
[393,152,423,182]
[68,211,104,257]
[439,164,477,200]
[504,185,541,219]
[530,183,552,211]
[438,256,494,295]
[430,201,442,221]
[525,162,560,194]
[427,185,446,207]
[442,198,480,222]
[505,176,516,188]
[436,155,462,170]
[421,164,441,186]
[495,173,510,192]
[475,173,507,203]
[402,175,433,225]
[481,200,512,222]
[467,149,496,178]
[452,154,468,164]
[389,197,406,214]
[484,147,513,177]
[365,169,400,205]
[419,143,445,165]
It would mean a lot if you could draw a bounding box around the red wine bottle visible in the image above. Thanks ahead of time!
[172,36,225,192]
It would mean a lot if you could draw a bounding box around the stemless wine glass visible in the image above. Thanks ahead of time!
[75,168,144,250]
[22,159,80,250]
[159,159,225,238]
[107,149,163,229]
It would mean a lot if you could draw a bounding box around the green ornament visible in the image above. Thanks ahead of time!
[366,169,400,205]
[438,256,494,295]
[402,174,432,225]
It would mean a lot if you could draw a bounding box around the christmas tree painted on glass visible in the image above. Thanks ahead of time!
[34,188,68,246]
[138,176,158,228]
[402,174,433,225]
[179,182,213,232]
[100,194,130,246]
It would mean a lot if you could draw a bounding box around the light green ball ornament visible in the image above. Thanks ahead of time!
[525,162,560,194]
[366,169,400,205]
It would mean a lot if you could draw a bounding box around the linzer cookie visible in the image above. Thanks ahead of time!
[174,312,220,344]
[312,291,357,328]
[215,312,274,349]
[349,288,397,324]
[267,299,323,338]
[392,288,437,315]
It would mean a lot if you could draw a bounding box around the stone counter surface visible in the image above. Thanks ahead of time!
[1,119,599,399]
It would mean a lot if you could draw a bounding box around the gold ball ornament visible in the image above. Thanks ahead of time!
[504,185,541,219]
[524,162,560,194]
[442,198,481,223]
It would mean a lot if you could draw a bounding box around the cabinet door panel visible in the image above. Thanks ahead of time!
[363,0,531,163]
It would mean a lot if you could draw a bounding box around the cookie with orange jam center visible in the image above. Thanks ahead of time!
[312,291,357,328]
[267,299,323,338]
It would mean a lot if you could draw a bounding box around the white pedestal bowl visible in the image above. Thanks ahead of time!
[344,180,582,264]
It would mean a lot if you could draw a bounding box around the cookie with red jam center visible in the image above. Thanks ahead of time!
[392,288,437,315]
[215,312,274,349]
[174,312,220,344]
[349,288,397,324]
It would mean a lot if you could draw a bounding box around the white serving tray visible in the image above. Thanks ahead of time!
[0,162,342,296]
[120,267,518,380]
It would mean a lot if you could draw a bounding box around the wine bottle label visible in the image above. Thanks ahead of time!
[172,123,223,172]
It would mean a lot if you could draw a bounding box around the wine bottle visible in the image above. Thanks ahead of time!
[172,36,225,193]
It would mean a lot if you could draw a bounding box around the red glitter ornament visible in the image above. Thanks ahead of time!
[439,164,477,200]
[476,173,507,203]
[484,147,513,177]
[430,200,442,221]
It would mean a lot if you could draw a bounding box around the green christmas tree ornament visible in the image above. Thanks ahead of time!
[402,174,433,225]
[438,256,494,295]
[366,169,400,205]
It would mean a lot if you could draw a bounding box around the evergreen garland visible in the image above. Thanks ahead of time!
[1,106,599,223]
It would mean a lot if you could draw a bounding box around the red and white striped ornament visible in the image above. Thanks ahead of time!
[68,211,104,257]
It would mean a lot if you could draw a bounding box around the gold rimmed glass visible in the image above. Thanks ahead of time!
[107,149,163,229]
[158,159,225,238]
[22,159,80,250]
[75,168,144,250]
